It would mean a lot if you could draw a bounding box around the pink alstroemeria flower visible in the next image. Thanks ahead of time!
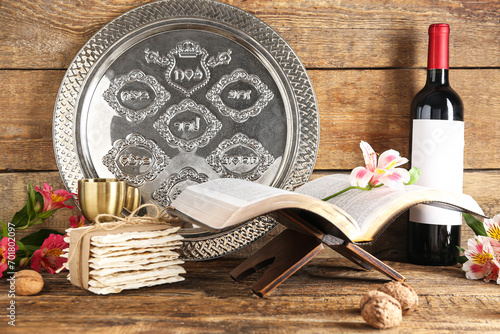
[462,235,500,284]
[349,141,410,189]
[483,214,500,241]
[0,237,18,278]
[69,215,87,228]
[35,183,75,212]
[31,234,68,274]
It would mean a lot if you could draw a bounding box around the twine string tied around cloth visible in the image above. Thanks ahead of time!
[93,203,175,229]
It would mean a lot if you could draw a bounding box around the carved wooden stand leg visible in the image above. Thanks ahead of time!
[229,229,324,297]
[230,209,406,297]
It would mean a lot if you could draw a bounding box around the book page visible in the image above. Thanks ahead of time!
[171,178,361,237]
[295,174,483,242]
[327,186,410,234]
[172,178,309,229]
[172,174,482,242]
[296,174,404,232]
[190,178,292,205]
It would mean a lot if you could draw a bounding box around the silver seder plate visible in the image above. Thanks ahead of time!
[53,0,319,260]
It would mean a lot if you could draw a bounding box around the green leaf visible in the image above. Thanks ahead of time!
[457,255,468,265]
[37,208,58,220]
[26,183,37,218]
[19,229,64,248]
[405,167,421,185]
[10,204,30,229]
[463,213,487,236]
[1,220,7,238]
[16,239,27,252]
[24,244,41,253]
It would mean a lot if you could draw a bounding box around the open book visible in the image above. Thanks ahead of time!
[170,174,484,244]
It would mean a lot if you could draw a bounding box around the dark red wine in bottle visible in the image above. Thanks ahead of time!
[407,24,464,265]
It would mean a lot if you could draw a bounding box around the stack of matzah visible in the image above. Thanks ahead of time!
[62,224,185,295]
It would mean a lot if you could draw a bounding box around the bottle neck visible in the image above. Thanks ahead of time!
[426,24,450,87]
[427,24,450,70]
[426,68,449,86]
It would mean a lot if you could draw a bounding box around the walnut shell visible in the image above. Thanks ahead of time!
[360,290,402,329]
[15,270,44,296]
[378,281,419,315]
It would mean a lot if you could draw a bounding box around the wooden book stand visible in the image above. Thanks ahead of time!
[230,229,324,297]
[230,210,405,297]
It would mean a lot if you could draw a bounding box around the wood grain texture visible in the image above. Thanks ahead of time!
[312,68,500,170]
[0,70,63,171]
[1,257,499,333]
[1,68,499,171]
[0,0,499,69]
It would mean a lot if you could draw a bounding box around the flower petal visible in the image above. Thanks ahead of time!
[31,234,68,274]
[465,237,484,256]
[483,266,500,283]
[69,215,87,228]
[0,237,18,276]
[378,149,408,170]
[378,168,411,189]
[349,167,373,188]
[484,214,500,241]
[35,185,53,212]
[461,235,500,283]
[360,141,377,172]
[30,249,43,272]
[463,260,493,280]
[42,183,53,193]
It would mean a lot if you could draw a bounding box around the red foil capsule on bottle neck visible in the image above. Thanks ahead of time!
[427,23,450,70]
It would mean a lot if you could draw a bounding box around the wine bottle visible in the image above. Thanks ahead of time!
[407,23,464,266]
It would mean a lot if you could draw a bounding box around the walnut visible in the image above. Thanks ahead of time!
[378,281,419,315]
[15,270,44,296]
[360,290,402,329]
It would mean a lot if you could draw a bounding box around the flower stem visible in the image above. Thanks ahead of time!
[322,186,356,201]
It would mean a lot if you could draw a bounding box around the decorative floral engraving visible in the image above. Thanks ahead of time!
[102,133,170,187]
[153,167,209,206]
[206,49,232,68]
[102,69,170,123]
[154,98,222,152]
[144,48,170,66]
[145,40,232,97]
[206,133,275,181]
[206,68,274,123]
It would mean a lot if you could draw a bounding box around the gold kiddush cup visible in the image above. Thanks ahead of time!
[78,179,126,222]
[124,185,141,213]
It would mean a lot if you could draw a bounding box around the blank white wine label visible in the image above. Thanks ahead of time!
[410,119,464,226]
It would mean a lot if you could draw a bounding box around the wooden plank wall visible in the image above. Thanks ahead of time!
[1,0,499,260]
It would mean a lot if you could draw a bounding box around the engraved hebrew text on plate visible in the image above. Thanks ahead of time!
[102,133,170,187]
[206,69,274,123]
[154,98,222,152]
[145,40,232,97]
[207,133,275,181]
[102,70,170,123]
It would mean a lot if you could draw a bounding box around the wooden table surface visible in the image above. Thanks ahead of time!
[1,254,499,333]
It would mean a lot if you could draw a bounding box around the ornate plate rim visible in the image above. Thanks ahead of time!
[52,0,319,261]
